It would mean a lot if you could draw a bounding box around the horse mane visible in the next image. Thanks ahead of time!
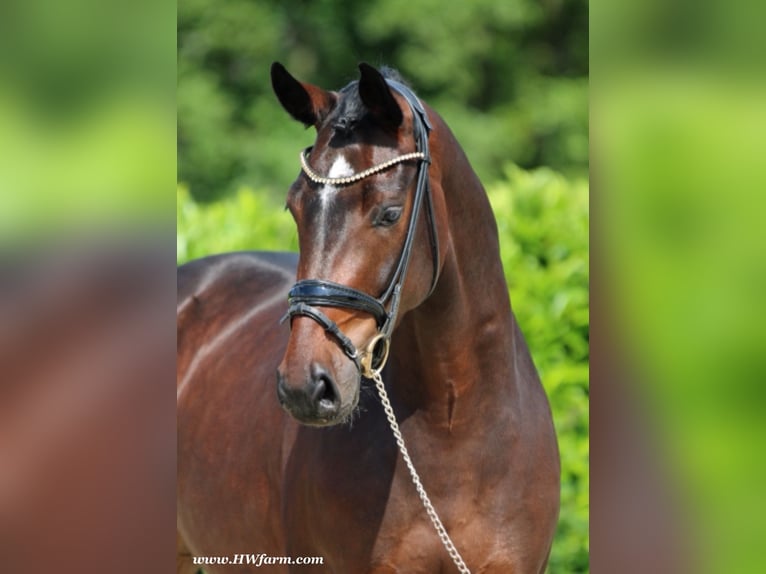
[378,66,407,84]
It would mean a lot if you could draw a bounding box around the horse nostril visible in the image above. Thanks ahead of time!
[310,378,326,402]
[310,364,339,412]
[316,377,337,408]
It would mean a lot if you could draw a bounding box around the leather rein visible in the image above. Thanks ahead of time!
[283,80,439,378]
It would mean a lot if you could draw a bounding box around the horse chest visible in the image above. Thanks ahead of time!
[281,422,511,572]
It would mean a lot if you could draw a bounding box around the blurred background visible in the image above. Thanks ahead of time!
[1,2,176,574]
[178,1,589,573]
[591,0,766,572]
[0,0,175,243]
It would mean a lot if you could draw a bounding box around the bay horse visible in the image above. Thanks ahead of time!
[177,63,559,573]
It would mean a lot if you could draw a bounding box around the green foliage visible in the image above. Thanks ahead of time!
[178,0,587,200]
[177,164,589,573]
[177,184,297,262]
[488,166,589,573]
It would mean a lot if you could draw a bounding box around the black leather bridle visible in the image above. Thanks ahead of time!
[283,80,439,378]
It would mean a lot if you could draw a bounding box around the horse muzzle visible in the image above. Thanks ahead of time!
[276,359,360,426]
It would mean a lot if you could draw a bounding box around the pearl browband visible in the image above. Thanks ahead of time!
[299,147,427,186]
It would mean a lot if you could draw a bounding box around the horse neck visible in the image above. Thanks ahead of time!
[391,117,519,430]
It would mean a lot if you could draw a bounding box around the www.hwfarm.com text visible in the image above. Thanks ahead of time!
[193,554,323,567]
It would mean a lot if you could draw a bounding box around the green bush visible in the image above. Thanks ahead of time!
[488,165,589,572]
[177,164,589,573]
[177,184,297,262]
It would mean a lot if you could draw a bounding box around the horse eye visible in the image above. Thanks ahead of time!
[377,206,403,227]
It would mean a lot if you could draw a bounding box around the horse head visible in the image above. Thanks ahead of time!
[272,62,445,426]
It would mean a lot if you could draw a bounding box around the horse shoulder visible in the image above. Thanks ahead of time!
[177,251,298,564]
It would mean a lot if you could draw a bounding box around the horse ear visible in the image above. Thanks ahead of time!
[358,62,403,129]
[271,62,336,128]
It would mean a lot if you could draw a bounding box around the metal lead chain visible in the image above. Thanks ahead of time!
[371,371,472,574]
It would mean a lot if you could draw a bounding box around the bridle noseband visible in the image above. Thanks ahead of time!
[283,80,439,378]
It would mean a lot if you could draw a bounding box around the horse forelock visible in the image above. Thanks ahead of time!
[330,67,412,136]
